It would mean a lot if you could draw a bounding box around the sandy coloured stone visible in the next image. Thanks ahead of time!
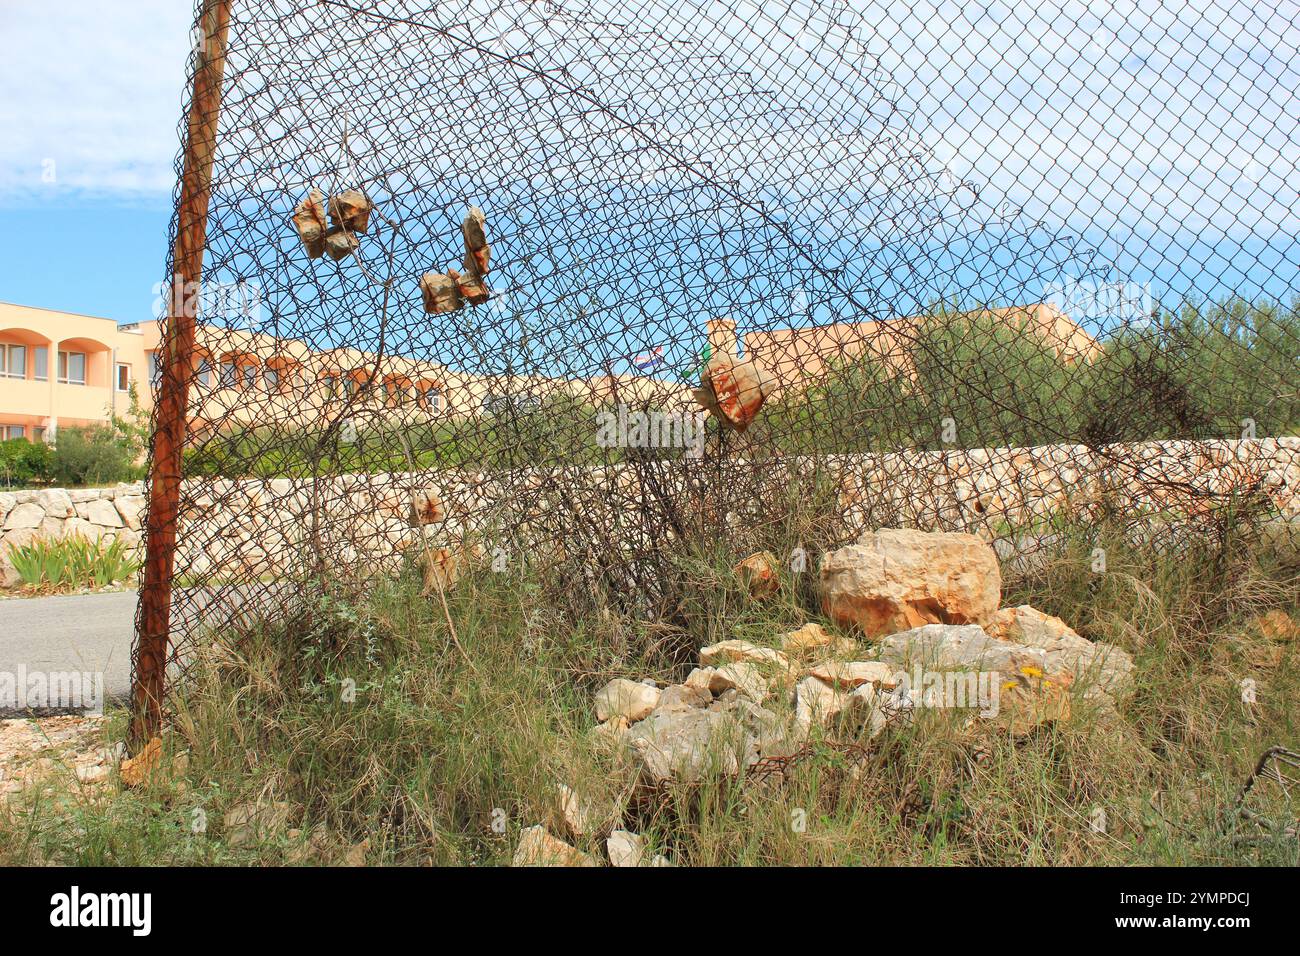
[409,489,445,526]
[626,707,744,784]
[78,498,123,528]
[987,604,1134,698]
[114,495,145,530]
[512,826,599,867]
[708,662,768,701]
[684,667,717,692]
[808,660,899,690]
[694,352,775,432]
[420,272,462,314]
[653,683,713,713]
[820,528,1001,638]
[3,503,44,531]
[733,551,779,597]
[328,189,372,233]
[595,678,661,722]
[293,188,327,256]
[699,639,790,671]
[450,268,490,306]
[606,830,645,867]
[1250,609,1298,642]
[323,227,359,261]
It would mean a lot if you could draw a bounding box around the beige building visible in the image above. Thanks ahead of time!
[1,300,1097,443]
[0,302,151,442]
[0,301,673,441]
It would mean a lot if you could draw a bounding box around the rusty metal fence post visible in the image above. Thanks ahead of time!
[130,0,233,746]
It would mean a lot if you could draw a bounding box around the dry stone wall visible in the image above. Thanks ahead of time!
[0,484,146,588]
[2,438,1297,591]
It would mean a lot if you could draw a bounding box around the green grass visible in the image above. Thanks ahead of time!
[1,518,1297,866]
[5,534,142,592]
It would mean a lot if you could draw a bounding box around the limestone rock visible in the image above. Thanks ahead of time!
[224,801,295,847]
[874,624,1040,672]
[699,639,790,671]
[1250,609,1298,642]
[293,188,327,257]
[988,605,1134,698]
[512,826,599,867]
[119,736,163,788]
[417,546,472,595]
[1,555,21,590]
[323,227,359,261]
[556,783,608,838]
[328,189,372,233]
[589,715,630,746]
[708,662,768,701]
[35,489,74,519]
[694,352,774,432]
[78,498,122,528]
[793,675,847,734]
[780,622,854,657]
[114,495,145,530]
[606,829,645,867]
[626,707,744,784]
[808,660,899,690]
[461,206,491,276]
[409,489,445,526]
[420,272,462,314]
[449,267,490,306]
[733,551,779,598]
[653,683,713,713]
[820,528,1001,638]
[3,503,44,531]
[595,678,661,722]
[684,667,717,692]
[874,623,1074,734]
[709,694,793,764]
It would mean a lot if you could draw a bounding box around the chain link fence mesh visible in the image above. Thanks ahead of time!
[133,0,1299,707]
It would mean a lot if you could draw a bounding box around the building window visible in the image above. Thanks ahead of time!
[1,344,27,379]
[264,367,280,391]
[116,363,131,392]
[34,346,48,381]
[418,386,442,412]
[2,425,25,441]
[219,360,236,388]
[241,365,257,390]
[196,358,211,388]
[147,352,160,389]
[32,426,46,444]
[58,351,87,385]
[320,374,339,398]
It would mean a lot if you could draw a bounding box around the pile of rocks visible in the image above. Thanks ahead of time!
[514,527,1136,865]
[0,715,118,796]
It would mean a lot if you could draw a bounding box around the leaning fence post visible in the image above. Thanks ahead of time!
[131,0,234,746]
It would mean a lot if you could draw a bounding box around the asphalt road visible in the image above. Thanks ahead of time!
[0,590,138,715]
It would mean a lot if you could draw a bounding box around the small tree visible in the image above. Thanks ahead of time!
[49,384,150,487]
[0,438,54,488]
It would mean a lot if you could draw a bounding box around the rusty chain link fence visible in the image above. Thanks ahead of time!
[131,0,1299,736]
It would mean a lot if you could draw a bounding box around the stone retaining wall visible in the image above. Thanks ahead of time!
[0,484,146,587]
[2,437,1297,589]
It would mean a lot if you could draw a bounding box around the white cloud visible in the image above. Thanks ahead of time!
[0,0,193,204]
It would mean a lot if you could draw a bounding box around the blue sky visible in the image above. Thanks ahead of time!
[0,2,191,324]
[0,0,1296,336]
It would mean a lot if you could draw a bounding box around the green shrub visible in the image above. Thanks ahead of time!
[49,424,143,487]
[5,534,142,591]
[0,437,53,488]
